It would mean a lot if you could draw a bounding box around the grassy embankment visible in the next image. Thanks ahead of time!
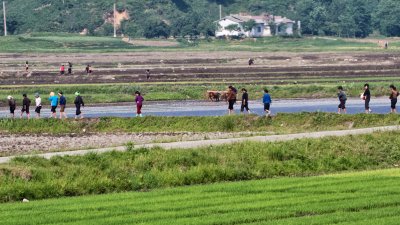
[1,131,400,203]
[1,169,400,225]
[0,34,397,53]
[1,113,400,134]
[1,81,399,105]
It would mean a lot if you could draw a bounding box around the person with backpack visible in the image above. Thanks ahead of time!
[135,91,144,117]
[74,92,85,119]
[227,86,237,115]
[20,93,31,119]
[362,84,371,114]
[389,85,399,113]
[48,92,59,119]
[337,86,347,114]
[7,96,16,118]
[263,89,272,116]
[240,88,251,114]
[58,91,67,119]
[34,93,42,119]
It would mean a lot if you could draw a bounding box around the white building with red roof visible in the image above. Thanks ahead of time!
[216,13,296,38]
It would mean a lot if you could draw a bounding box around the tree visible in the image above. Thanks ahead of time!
[225,24,240,32]
[373,0,400,36]
[242,19,257,32]
[142,19,170,38]
[308,5,328,35]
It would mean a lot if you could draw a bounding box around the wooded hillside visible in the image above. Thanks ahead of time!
[0,0,399,38]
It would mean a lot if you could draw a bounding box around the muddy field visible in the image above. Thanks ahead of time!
[0,131,268,157]
[1,52,400,85]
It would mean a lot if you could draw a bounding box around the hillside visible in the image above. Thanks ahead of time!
[0,0,399,38]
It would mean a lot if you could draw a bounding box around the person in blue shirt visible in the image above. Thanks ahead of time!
[58,91,67,119]
[263,89,272,116]
[48,92,59,119]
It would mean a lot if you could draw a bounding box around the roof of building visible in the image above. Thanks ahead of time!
[219,13,294,25]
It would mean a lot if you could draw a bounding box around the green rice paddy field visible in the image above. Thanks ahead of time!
[1,169,399,225]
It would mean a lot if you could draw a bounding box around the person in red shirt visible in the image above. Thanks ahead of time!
[60,64,65,75]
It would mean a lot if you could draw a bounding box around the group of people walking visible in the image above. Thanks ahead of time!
[5,84,400,119]
[226,83,399,116]
[337,83,399,114]
[7,91,85,119]
[226,86,272,116]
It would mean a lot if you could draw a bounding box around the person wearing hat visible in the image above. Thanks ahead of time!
[74,92,85,119]
[58,91,67,119]
[20,93,31,119]
[34,93,42,118]
[7,96,16,118]
[48,92,59,119]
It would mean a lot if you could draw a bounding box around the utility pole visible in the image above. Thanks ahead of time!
[113,2,117,37]
[3,1,7,36]
[219,5,222,20]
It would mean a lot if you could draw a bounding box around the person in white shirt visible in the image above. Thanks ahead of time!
[35,93,42,118]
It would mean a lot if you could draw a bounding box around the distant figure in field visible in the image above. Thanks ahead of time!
[58,91,67,119]
[60,64,65,75]
[7,96,16,118]
[362,83,371,114]
[389,85,399,113]
[337,86,347,114]
[241,88,251,114]
[68,62,73,74]
[263,89,272,116]
[146,69,150,80]
[385,41,389,49]
[20,93,31,119]
[74,92,85,119]
[227,86,237,115]
[135,91,144,117]
[86,65,92,75]
[25,61,29,72]
[48,92,59,119]
[34,93,42,119]
[248,58,254,66]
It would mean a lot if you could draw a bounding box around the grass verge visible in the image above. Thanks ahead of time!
[1,131,400,202]
[0,113,400,134]
[1,169,400,225]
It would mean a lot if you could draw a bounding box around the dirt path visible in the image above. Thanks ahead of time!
[122,38,179,47]
[0,132,266,157]
[1,125,398,164]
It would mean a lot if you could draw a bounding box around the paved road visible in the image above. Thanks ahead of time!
[1,125,399,164]
[0,98,395,118]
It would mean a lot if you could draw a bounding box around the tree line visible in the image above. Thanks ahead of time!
[0,0,399,38]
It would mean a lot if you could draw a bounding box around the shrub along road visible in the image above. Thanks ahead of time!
[1,125,399,164]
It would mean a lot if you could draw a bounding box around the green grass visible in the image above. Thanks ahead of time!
[1,131,400,203]
[196,37,388,52]
[1,169,400,225]
[0,34,398,53]
[1,113,400,135]
[0,34,166,53]
[1,81,398,105]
